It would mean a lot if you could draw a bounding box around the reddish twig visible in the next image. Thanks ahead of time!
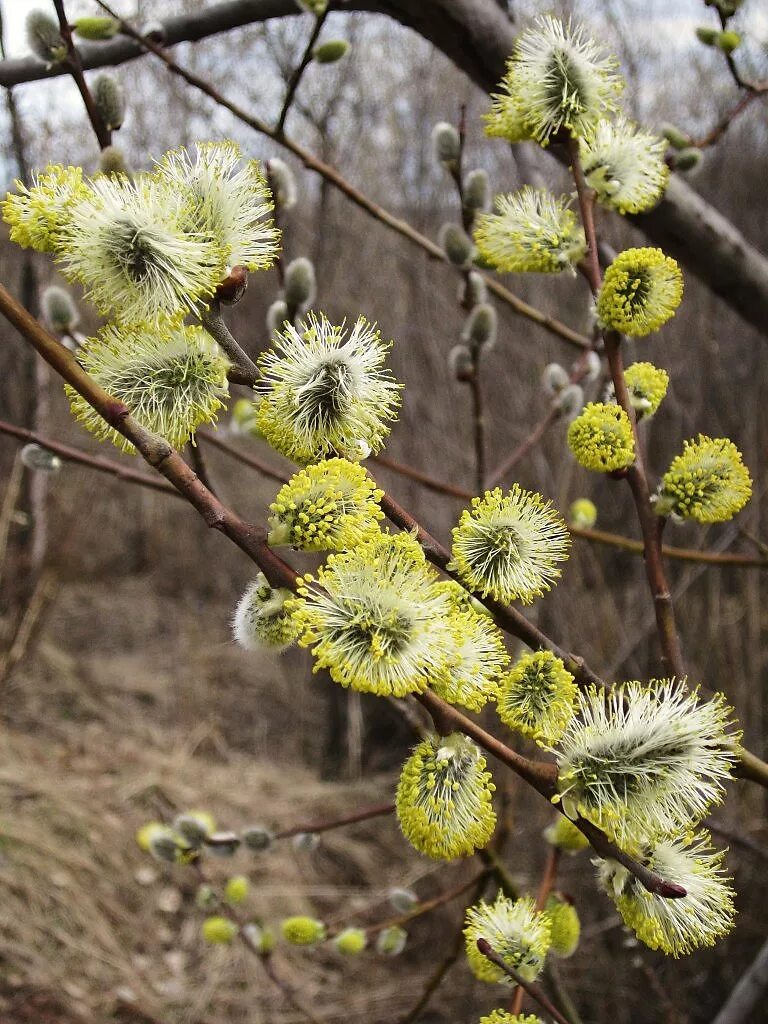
[476,938,573,1024]
[52,0,111,150]
[274,800,395,840]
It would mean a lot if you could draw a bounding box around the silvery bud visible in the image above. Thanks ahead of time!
[542,362,569,395]
[284,257,316,312]
[581,351,602,384]
[376,925,408,956]
[99,146,130,177]
[21,444,61,474]
[459,270,487,308]
[173,812,214,848]
[26,11,67,64]
[438,223,473,267]
[41,285,79,334]
[292,831,320,852]
[464,169,490,212]
[267,299,290,335]
[462,303,497,350]
[243,825,274,852]
[243,923,276,954]
[431,122,460,169]
[449,344,474,382]
[555,383,584,420]
[93,73,126,131]
[204,831,241,858]
[388,887,418,913]
[268,158,297,210]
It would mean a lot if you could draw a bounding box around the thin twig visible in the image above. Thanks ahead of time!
[199,302,260,379]
[52,0,111,150]
[487,405,560,487]
[274,800,395,840]
[275,8,329,134]
[92,0,591,353]
[477,939,572,1024]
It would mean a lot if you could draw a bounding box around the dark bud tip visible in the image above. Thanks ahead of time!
[659,881,687,899]
[216,266,249,305]
[476,937,492,955]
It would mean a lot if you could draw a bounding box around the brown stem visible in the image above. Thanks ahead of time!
[275,8,329,134]
[371,453,472,500]
[469,355,486,492]
[199,301,260,379]
[349,869,487,939]
[487,405,560,487]
[92,0,591,352]
[0,417,179,497]
[52,0,111,150]
[197,428,290,485]
[476,939,574,1024]
[510,847,561,1016]
[274,800,394,840]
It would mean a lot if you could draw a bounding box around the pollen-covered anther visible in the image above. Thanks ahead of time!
[474,188,586,274]
[450,485,571,605]
[396,732,497,859]
[502,15,624,143]
[268,459,383,552]
[567,402,635,473]
[596,247,683,336]
[656,435,752,524]
[555,679,740,843]
[605,362,669,419]
[3,165,92,253]
[497,650,577,745]
[233,572,299,651]
[256,311,401,464]
[581,118,669,214]
[597,831,736,956]
[288,532,455,697]
[65,321,229,453]
[464,894,551,984]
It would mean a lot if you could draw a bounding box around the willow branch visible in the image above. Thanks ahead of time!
[52,0,111,150]
[273,800,395,840]
[199,302,260,379]
[275,8,329,133]
[91,0,590,352]
[477,939,577,1024]
[487,405,560,487]
[567,134,685,680]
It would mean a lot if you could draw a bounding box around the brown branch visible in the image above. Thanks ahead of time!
[200,301,260,379]
[371,454,473,500]
[91,0,591,353]
[52,0,112,150]
[0,417,179,497]
[567,134,686,680]
[197,428,290,484]
[275,7,329,133]
[476,939,576,1024]
[273,800,395,839]
[487,405,560,487]
[351,869,488,938]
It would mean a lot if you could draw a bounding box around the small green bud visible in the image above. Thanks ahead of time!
[267,299,290,335]
[462,303,497,349]
[709,0,743,16]
[543,816,589,855]
[149,830,187,864]
[204,831,241,858]
[292,831,320,852]
[432,122,460,169]
[202,916,238,945]
[660,123,690,150]
[92,73,125,131]
[242,825,274,852]
[280,915,326,946]
[673,148,703,172]
[556,383,584,420]
[21,444,61,474]
[542,362,569,396]
[99,145,130,177]
[313,39,350,64]
[174,811,215,847]
[716,30,741,53]
[334,927,368,955]
[268,158,297,210]
[73,16,120,40]
[695,26,719,45]
[225,875,250,905]
[460,270,487,308]
[25,11,67,63]
[464,168,490,212]
[196,884,216,908]
[41,285,79,334]
[388,888,419,913]
[439,223,473,267]
[568,498,598,530]
[545,895,581,958]
[376,925,407,956]
[296,0,328,13]
[449,344,474,382]
[243,922,276,954]
[284,257,316,312]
